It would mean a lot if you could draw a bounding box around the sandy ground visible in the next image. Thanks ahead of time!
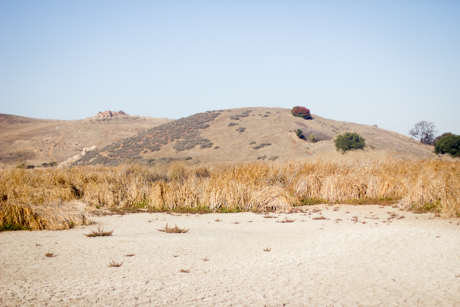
[1,205,460,307]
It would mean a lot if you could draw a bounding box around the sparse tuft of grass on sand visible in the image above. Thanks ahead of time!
[84,225,114,237]
[108,259,123,267]
[157,223,189,233]
[277,216,296,223]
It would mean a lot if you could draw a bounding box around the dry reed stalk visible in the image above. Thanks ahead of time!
[0,201,91,230]
[1,159,459,231]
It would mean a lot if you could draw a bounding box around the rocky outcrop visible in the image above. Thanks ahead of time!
[93,110,127,119]
[58,146,97,168]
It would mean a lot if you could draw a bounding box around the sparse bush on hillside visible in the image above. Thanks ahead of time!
[434,133,460,157]
[16,163,34,169]
[229,110,252,121]
[42,162,57,168]
[236,127,246,133]
[253,143,272,150]
[291,106,312,120]
[334,132,366,152]
[296,129,305,139]
[309,134,317,143]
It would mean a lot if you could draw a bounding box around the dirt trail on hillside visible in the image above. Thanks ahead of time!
[49,132,65,158]
[1,205,459,306]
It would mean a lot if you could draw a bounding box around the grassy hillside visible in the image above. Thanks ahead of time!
[0,113,170,168]
[73,107,437,166]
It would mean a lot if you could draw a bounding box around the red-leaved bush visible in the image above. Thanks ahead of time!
[291,106,312,120]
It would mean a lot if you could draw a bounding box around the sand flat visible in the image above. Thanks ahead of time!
[1,205,459,306]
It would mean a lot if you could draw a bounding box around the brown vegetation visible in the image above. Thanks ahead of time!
[84,225,114,237]
[108,259,123,267]
[157,223,189,233]
[1,158,459,230]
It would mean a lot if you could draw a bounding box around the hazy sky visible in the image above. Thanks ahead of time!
[1,1,459,136]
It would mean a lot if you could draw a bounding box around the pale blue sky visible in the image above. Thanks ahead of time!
[1,0,459,136]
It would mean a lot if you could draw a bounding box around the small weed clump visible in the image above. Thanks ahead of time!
[84,225,114,237]
[45,253,57,257]
[108,259,123,267]
[263,247,272,252]
[277,216,295,223]
[157,223,189,233]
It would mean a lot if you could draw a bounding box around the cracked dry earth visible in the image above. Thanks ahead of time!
[1,205,459,306]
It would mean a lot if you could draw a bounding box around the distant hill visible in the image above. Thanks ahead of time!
[0,112,171,168]
[70,107,437,167]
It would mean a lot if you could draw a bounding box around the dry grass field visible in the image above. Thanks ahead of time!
[1,157,459,230]
[0,113,170,168]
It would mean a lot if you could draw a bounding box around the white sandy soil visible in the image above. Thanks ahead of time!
[1,205,460,306]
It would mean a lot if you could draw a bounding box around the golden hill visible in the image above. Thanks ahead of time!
[0,112,170,168]
[71,107,437,167]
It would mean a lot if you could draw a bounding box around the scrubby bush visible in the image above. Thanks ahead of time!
[309,134,317,143]
[434,133,460,157]
[296,129,304,139]
[253,143,272,150]
[334,132,366,152]
[291,106,312,120]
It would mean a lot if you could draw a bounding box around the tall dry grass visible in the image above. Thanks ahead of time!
[1,158,459,230]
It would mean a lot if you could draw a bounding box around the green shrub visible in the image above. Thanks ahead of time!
[296,129,305,139]
[309,134,317,143]
[434,133,460,157]
[16,163,35,169]
[334,132,366,152]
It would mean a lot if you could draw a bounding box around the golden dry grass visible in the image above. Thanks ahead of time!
[1,158,459,230]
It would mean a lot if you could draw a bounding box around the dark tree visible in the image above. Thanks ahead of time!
[291,106,312,120]
[409,121,437,145]
[334,132,366,152]
[434,133,460,157]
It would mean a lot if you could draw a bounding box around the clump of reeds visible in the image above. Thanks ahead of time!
[0,201,91,231]
[1,158,459,230]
